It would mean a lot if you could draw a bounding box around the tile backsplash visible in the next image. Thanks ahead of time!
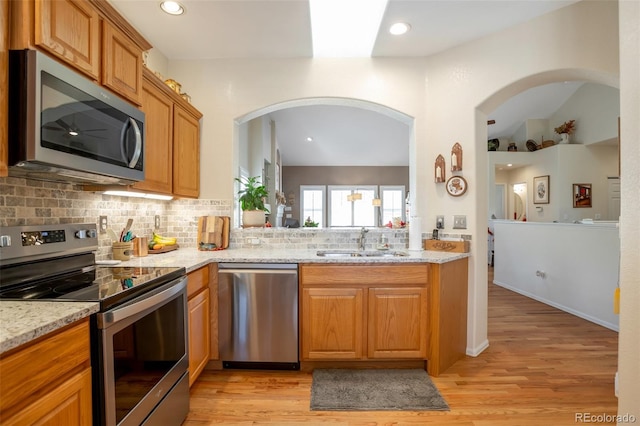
[1,177,469,259]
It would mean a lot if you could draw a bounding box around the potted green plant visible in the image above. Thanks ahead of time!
[235,176,269,227]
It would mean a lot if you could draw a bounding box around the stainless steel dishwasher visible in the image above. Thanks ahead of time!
[218,263,299,370]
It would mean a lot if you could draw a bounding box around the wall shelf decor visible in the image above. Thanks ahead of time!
[446,175,468,197]
[451,143,463,171]
[435,155,445,183]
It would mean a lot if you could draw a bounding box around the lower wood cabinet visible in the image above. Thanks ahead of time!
[187,265,212,386]
[367,286,428,359]
[0,319,93,425]
[300,260,468,376]
[300,263,429,362]
[302,287,364,360]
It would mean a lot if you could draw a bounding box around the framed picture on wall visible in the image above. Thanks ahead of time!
[533,175,550,204]
[573,183,592,208]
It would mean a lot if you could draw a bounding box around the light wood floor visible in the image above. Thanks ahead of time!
[185,269,619,425]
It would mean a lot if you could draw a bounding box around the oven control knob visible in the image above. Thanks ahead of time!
[75,229,97,239]
[0,235,11,247]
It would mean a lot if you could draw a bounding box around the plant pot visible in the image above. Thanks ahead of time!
[242,210,265,228]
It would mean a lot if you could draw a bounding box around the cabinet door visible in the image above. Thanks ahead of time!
[188,288,210,386]
[35,0,100,79]
[172,105,200,198]
[133,79,173,194]
[368,287,428,359]
[301,287,364,360]
[2,368,92,426]
[102,21,143,105]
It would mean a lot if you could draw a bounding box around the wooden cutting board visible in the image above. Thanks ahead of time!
[197,216,230,250]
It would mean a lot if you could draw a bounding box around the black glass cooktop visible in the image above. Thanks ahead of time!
[0,258,185,311]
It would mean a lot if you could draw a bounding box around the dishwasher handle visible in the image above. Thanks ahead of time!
[218,268,297,275]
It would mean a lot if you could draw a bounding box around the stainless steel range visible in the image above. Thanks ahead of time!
[0,223,189,426]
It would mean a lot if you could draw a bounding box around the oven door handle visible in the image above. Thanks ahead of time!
[98,277,186,327]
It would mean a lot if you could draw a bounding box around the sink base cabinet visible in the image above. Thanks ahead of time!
[302,287,364,360]
[368,286,428,359]
[300,264,429,363]
[300,260,468,376]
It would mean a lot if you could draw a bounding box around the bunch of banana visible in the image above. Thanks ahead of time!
[149,232,177,250]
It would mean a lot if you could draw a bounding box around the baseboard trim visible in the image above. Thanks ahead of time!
[467,339,489,357]
[493,280,619,332]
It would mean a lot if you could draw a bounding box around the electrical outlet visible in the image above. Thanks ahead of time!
[436,215,444,229]
[99,216,108,234]
[453,215,467,229]
[154,215,161,230]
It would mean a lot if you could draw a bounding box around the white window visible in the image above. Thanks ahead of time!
[380,186,406,225]
[300,186,325,227]
[328,186,376,227]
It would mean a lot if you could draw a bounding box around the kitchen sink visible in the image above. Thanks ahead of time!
[316,250,409,258]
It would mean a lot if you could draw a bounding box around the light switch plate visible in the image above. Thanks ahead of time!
[453,215,467,229]
[154,215,161,230]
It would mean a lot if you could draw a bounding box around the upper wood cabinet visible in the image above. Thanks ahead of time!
[35,0,101,80]
[134,68,202,198]
[173,104,201,198]
[102,20,143,105]
[133,74,174,194]
[9,0,150,104]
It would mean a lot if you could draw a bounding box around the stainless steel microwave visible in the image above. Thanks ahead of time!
[8,49,145,185]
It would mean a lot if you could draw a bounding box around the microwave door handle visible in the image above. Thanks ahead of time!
[120,117,142,168]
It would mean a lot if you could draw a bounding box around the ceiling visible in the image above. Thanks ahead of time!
[109,0,583,166]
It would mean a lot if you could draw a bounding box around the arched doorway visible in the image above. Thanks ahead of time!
[233,98,418,244]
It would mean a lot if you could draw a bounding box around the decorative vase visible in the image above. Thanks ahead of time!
[559,133,570,144]
[242,210,265,228]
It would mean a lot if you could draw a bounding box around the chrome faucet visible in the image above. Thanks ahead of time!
[358,227,369,251]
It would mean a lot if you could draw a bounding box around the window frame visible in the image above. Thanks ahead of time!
[299,185,326,227]
[327,185,378,227]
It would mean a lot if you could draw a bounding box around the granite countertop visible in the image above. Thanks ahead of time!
[114,247,470,273]
[0,247,468,355]
[0,301,99,355]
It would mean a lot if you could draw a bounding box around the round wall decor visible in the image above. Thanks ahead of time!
[446,176,468,197]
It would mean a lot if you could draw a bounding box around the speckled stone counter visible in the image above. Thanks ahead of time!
[114,247,470,273]
[0,301,99,355]
[1,247,467,355]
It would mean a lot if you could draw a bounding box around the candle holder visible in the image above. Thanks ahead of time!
[435,155,445,183]
[451,142,463,171]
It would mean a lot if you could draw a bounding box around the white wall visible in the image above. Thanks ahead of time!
[493,221,619,331]
[550,83,620,145]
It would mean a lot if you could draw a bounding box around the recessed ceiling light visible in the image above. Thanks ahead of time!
[389,22,411,35]
[306,137,313,142]
[160,1,185,15]
[507,163,513,167]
